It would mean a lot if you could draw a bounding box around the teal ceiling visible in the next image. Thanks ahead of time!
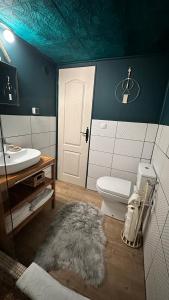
[0,0,168,63]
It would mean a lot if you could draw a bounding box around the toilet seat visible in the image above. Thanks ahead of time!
[96,176,132,199]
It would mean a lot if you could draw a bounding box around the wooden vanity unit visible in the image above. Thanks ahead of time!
[0,155,56,250]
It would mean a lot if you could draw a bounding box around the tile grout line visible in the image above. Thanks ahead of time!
[140,123,148,161]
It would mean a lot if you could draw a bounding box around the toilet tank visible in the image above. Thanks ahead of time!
[136,162,156,195]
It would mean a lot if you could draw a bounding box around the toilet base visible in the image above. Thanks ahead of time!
[101,200,127,221]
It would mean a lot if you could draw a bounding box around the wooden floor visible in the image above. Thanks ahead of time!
[8,181,145,300]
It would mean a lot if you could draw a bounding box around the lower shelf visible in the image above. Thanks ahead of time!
[5,177,53,214]
[6,188,54,234]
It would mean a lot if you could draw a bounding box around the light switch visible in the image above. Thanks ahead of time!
[32,107,40,115]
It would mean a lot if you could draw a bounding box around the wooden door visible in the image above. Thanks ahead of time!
[58,66,95,186]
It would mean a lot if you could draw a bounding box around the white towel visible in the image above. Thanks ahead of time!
[5,203,30,224]
[5,210,32,233]
[5,189,54,233]
[30,188,54,211]
[16,263,90,300]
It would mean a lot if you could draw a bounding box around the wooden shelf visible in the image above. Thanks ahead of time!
[10,197,54,235]
[5,177,53,214]
[0,155,55,188]
[0,155,56,244]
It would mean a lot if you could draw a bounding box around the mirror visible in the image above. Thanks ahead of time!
[0,61,19,106]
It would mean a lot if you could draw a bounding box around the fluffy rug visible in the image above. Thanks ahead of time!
[34,202,106,286]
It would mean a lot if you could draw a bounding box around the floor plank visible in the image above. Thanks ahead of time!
[13,180,145,300]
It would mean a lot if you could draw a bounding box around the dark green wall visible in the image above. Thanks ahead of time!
[59,54,169,123]
[0,29,57,116]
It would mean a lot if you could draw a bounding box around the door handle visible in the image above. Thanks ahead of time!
[80,127,89,143]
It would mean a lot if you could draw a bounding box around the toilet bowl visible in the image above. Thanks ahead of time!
[96,176,133,221]
[96,162,157,222]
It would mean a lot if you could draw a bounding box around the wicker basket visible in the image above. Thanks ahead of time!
[22,171,45,188]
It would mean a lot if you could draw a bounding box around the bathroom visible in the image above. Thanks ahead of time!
[0,1,169,300]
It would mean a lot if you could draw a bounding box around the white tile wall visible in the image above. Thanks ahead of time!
[116,122,147,141]
[144,124,169,300]
[90,135,115,153]
[142,142,154,160]
[88,164,111,178]
[112,154,140,173]
[111,168,137,183]
[31,116,50,133]
[158,126,169,154]
[1,115,56,159]
[114,139,143,157]
[89,150,112,168]
[87,120,157,191]
[6,135,32,148]
[87,177,97,191]
[91,120,117,137]
[145,124,158,142]
[1,115,31,137]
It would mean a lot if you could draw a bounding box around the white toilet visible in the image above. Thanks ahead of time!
[96,162,156,221]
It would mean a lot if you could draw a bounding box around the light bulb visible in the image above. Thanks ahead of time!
[3,29,15,43]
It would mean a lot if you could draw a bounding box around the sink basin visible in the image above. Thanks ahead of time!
[0,148,41,175]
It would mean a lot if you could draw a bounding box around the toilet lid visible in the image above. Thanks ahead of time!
[97,176,132,198]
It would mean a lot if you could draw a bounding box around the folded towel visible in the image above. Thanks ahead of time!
[5,203,30,225]
[5,210,32,233]
[12,203,31,220]
[30,188,54,211]
[16,263,90,300]
[5,188,54,233]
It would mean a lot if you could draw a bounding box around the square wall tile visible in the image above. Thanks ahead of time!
[145,124,158,142]
[32,132,50,149]
[156,125,163,146]
[91,119,117,137]
[31,116,50,133]
[158,126,169,154]
[146,265,157,300]
[40,147,51,156]
[143,211,160,277]
[88,164,111,179]
[87,177,97,191]
[160,157,169,204]
[154,183,169,235]
[50,132,56,146]
[161,212,169,275]
[50,145,56,158]
[151,145,166,179]
[111,168,137,183]
[90,135,114,153]
[142,142,154,160]
[116,122,147,141]
[143,216,154,278]
[1,115,31,137]
[114,139,143,158]
[112,154,140,173]
[89,150,112,168]
[49,116,56,132]
[6,135,32,148]
[152,238,169,300]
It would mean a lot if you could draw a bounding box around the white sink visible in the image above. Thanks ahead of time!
[0,148,41,175]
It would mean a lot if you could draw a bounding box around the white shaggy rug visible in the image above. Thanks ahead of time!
[34,202,106,286]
